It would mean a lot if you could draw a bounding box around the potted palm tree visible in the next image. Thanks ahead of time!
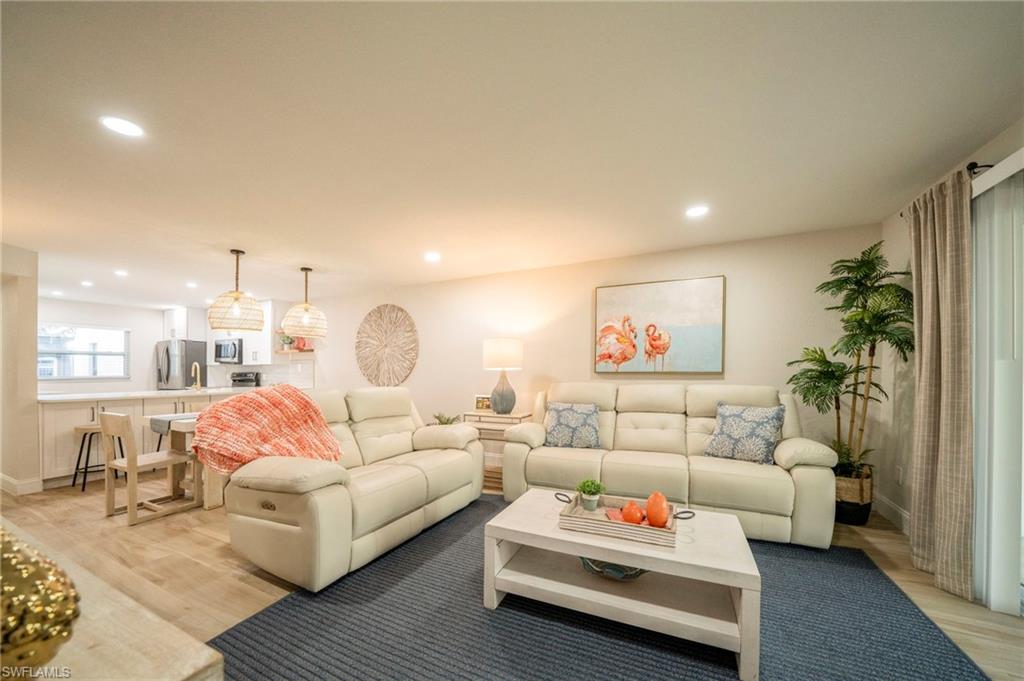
[788,242,914,525]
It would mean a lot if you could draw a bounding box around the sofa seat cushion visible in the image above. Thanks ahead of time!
[525,447,605,490]
[388,448,475,502]
[601,450,688,503]
[688,455,794,516]
[347,464,427,538]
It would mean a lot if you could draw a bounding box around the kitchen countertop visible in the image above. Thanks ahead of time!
[37,387,256,403]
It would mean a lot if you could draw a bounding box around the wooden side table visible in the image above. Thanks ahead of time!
[463,410,533,493]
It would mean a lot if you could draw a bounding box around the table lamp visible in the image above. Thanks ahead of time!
[483,338,523,414]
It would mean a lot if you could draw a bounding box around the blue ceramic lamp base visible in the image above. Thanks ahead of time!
[490,370,516,414]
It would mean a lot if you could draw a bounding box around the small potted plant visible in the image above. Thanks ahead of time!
[279,333,294,351]
[576,479,605,511]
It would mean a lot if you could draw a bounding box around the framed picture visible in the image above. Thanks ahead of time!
[475,395,492,411]
[594,275,725,374]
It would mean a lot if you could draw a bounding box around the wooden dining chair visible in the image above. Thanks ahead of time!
[100,412,204,526]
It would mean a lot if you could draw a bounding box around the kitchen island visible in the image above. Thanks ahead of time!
[36,387,255,491]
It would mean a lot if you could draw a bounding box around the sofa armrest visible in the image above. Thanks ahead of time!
[231,457,350,494]
[505,422,546,448]
[413,424,480,450]
[773,438,838,470]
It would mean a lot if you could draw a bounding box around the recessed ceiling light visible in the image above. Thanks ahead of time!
[52,290,63,296]
[80,280,93,287]
[186,282,198,289]
[685,204,710,219]
[100,116,145,137]
[423,251,442,263]
[114,269,128,277]
[204,298,214,305]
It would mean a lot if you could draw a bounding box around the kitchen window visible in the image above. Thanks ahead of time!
[37,324,130,380]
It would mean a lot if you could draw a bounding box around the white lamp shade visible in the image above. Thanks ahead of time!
[207,290,264,332]
[483,338,523,370]
[281,302,328,339]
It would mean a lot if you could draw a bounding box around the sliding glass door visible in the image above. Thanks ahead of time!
[972,152,1023,615]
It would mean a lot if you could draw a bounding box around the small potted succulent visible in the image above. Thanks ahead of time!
[576,479,605,511]
[279,333,294,351]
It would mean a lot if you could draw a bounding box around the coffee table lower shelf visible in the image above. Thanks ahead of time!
[485,541,759,680]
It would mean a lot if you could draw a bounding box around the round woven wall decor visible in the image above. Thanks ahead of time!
[355,304,419,386]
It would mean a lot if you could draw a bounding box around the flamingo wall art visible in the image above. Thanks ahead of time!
[594,276,725,374]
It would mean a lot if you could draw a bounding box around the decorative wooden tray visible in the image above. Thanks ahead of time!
[557,493,678,547]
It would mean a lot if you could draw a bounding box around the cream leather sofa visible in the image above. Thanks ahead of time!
[503,382,838,548]
[224,387,483,591]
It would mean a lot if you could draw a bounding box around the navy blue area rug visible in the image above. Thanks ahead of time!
[209,496,987,680]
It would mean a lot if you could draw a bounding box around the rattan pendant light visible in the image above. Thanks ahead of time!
[281,267,327,338]
[207,249,264,331]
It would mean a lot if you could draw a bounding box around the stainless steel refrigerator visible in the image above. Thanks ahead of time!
[155,339,207,390]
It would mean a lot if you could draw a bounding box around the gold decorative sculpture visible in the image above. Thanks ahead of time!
[1,528,81,667]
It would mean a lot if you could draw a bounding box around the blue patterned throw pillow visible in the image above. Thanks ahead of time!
[704,402,785,464]
[543,402,601,449]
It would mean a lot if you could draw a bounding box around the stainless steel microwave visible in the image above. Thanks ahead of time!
[214,338,243,364]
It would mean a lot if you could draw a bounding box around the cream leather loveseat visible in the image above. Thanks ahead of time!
[224,387,483,591]
[503,382,838,548]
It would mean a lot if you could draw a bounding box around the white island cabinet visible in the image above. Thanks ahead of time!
[37,388,251,486]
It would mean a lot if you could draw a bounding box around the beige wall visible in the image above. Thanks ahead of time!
[318,223,882,441]
[1,243,41,493]
[870,116,1024,529]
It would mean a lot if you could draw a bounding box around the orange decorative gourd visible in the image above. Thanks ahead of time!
[621,501,644,524]
[646,491,670,528]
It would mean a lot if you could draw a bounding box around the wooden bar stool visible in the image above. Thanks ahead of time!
[99,412,204,526]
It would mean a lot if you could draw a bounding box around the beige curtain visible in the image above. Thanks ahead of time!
[906,169,973,600]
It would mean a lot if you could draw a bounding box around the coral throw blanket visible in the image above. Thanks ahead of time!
[192,384,340,475]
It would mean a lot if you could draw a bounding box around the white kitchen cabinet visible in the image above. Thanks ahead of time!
[163,306,208,341]
[39,398,145,480]
[181,396,212,413]
[241,300,276,365]
[40,402,98,479]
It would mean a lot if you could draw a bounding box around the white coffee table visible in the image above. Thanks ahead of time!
[484,488,761,680]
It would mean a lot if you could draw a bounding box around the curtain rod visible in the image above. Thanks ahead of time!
[899,160,993,217]
[967,161,993,176]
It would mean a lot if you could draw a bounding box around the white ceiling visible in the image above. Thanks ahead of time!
[3,2,1022,309]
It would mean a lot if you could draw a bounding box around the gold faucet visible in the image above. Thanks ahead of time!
[191,361,202,390]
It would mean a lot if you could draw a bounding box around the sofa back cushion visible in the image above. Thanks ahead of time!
[310,388,350,423]
[309,389,364,468]
[346,387,417,464]
[547,382,617,449]
[329,423,364,469]
[615,384,686,413]
[613,384,687,454]
[685,384,780,456]
[614,412,687,454]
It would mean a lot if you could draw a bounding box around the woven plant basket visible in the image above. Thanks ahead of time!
[836,471,873,505]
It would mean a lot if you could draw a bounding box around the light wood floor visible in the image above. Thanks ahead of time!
[3,476,1022,679]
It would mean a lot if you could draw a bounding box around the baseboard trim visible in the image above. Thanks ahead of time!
[874,492,910,534]
[1,473,43,496]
